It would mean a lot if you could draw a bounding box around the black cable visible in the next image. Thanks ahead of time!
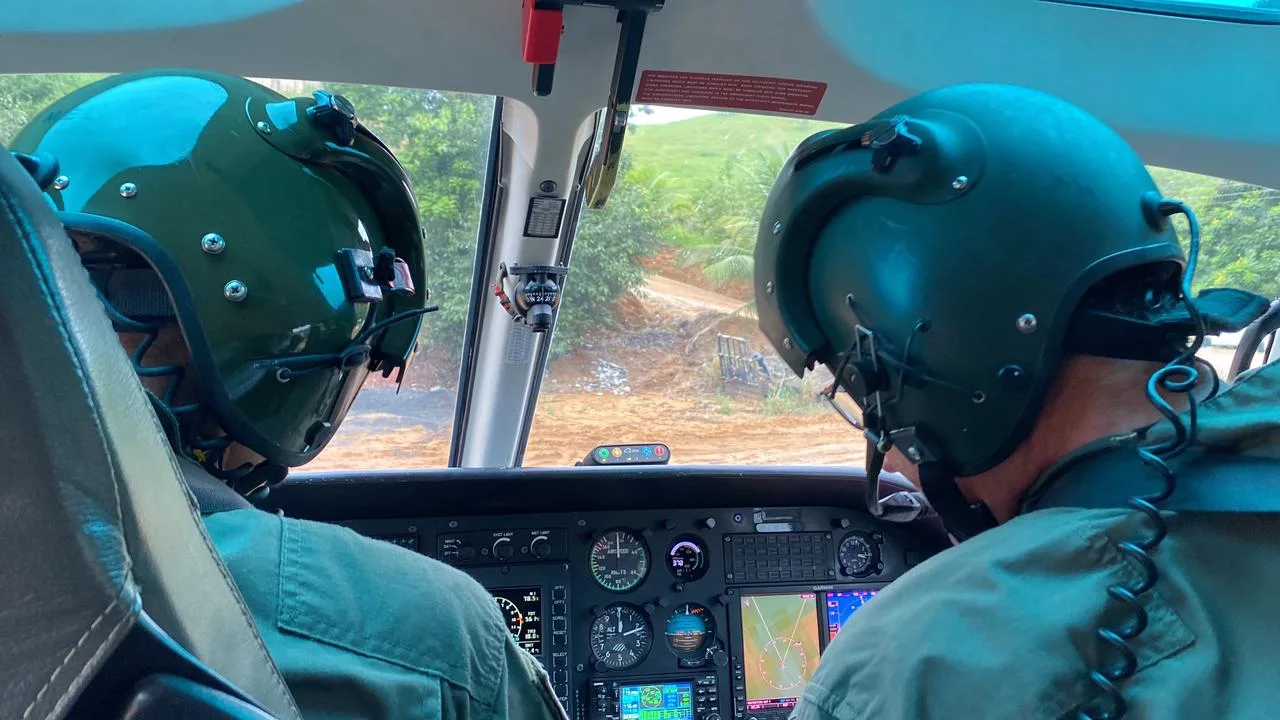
[268,306,438,381]
[1076,200,1203,720]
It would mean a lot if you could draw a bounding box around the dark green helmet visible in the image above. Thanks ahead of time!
[757,83,1208,535]
[11,70,430,469]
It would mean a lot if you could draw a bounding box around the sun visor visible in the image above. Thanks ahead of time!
[754,111,987,377]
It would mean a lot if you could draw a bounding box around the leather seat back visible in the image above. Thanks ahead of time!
[0,148,300,720]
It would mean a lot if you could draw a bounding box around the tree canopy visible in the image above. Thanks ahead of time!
[3,70,1279,358]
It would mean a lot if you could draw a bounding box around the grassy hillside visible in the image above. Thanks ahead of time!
[625,111,1234,207]
[626,113,841,200]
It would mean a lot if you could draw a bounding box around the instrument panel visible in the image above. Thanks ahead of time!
[340,504,933,720]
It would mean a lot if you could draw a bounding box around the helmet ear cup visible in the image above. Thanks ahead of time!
[756,83,1186,477]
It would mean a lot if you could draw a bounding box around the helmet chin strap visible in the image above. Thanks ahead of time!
[917,461,997,541]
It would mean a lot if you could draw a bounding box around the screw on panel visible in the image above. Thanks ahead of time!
[772,221,783,235]
[540,180,558,194]
[951,175,969,190]
[201,233,226,254]
[1016,313,1038,334]
[52,175,69,190]
[119,182,138,198]
[782,337,794,350]
[223,280,248,302]
[256,121,273,134]
[765,281,775,295]
[905,446,923,462]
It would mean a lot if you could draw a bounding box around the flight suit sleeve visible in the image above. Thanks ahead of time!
[205,508,570,720]
[501,641,570,720]
[790,508,1194,720]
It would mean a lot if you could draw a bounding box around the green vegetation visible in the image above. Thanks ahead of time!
[627,113,839,197]
[629,117,1280,300]
[4,71,1280,361]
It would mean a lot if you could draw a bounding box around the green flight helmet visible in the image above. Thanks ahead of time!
[757,83,1217,538]
[10,70,431,470]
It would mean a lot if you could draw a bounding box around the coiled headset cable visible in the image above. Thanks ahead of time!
[1075,198,1206,720]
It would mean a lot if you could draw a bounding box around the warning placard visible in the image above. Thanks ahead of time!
[635,71,827,116]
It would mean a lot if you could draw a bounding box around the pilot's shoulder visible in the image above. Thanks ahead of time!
[276,514,512,701]
[801,508,1132,720]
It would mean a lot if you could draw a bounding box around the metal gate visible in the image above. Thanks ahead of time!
[716,333,770,396]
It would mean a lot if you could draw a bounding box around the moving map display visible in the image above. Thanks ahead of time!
[824,590,878,643]
[620,681,694,720]
[739,593,821,711]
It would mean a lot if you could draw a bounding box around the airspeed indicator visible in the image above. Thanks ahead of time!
[589,529,650,592]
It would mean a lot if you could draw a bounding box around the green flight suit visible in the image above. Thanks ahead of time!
[203,507,568,720]
[793,359,1280,719]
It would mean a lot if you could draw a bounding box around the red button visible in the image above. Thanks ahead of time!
[655,446,665,456]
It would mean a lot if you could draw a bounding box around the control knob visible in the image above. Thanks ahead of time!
[706,714,721,720]
[530,535,552,559]
[458,545,477,562]
[492,537,514,560]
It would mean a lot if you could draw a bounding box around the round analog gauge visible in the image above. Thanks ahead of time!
[589,529,650,592]
[665,603,716,658]
[838,532,880,577]
[590,604,652,670]
[495,596,524,639]
[666,536,709,582]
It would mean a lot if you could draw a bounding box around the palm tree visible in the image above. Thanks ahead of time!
[678,145,791,288]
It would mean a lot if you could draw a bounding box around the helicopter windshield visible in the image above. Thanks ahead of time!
[2,78,1277,472]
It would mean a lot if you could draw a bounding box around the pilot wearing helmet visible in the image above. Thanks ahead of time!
[757,84,1280,718]
[11,70,567,720]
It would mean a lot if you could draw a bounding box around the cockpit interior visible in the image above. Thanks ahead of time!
[2,1,1279,719]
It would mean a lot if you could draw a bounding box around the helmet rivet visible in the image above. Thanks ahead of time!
[1015,313,1038,334]
[223,280,248,302]
[951,175,969,190]
[972,391,986,404]
[782,337,794,350]
[772,221,783,235]
[905,446,923,462]
[119,182,138,198]
[52,175,69,190]
[765,281,775,295]
[201,233,226,254]
[256,121,273,135]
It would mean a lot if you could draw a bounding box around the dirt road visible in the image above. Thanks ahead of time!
[305,274,1252,475]
[642,275,753,316]
[307,390,866,472]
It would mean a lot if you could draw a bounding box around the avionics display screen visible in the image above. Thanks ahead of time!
[492,587,543,655]
[620,681,694,720]
[824,590,878,642]
[739,593,821,711]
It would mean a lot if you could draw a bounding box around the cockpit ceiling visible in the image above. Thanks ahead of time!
[1,0,1277,185]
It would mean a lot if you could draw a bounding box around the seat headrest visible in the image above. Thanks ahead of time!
[0,148,299,719]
